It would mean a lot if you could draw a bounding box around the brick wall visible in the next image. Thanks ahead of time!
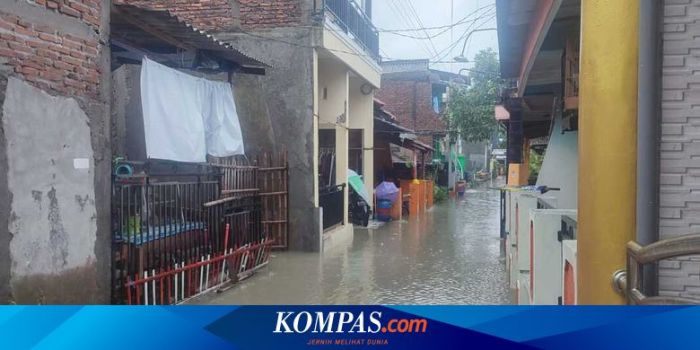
[659,0,700,298]
[0,5,102,100]
[375,77,446,146]
[116,0,238,31]
[119,0,304,31]
[28,0,102,31]
[239,0,303,29]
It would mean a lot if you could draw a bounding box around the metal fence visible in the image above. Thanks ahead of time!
[210,153,289,249]
[320,183,346,230]
[111,160,275,305]
[325,0,379,61]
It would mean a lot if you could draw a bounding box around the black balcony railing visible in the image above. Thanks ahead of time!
[325,0,380,61]
[320,183,346,230]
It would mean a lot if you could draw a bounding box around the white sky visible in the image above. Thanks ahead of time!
[371,0,498,73]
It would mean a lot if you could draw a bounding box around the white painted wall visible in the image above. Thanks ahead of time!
[536,117,578,209]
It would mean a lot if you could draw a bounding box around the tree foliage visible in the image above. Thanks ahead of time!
[447,48,502,143]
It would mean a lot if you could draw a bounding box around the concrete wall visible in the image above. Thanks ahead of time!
[658,0,700,298]
[217,28,321,251]
[111,65,145,161]
[0,0,111,304]
[318,58,348,125]
[536,117,578,209]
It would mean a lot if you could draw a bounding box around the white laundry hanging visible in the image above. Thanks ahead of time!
[140,57,245,163]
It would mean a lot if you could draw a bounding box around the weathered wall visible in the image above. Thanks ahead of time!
[238,0,305,29]
[119,0,322,251]
[658,0,700,298]
[0,0,110,304]
[4,77,99,302]
[218,28,321,251]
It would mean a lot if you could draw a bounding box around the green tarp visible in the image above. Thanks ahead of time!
[348,169,371,207]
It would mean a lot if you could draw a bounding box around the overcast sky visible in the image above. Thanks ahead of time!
[371,0,498,74]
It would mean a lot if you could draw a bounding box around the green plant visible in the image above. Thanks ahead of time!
[434,186,449,203]
[446,48,503,143]
[528,150,545,185]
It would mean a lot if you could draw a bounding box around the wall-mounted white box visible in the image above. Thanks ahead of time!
[529,209,577,305]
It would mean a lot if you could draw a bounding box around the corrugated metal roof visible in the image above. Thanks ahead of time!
[112,4,269,71]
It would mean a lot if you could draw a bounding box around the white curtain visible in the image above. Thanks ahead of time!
[203,80,245,157]
[140,57,245,162]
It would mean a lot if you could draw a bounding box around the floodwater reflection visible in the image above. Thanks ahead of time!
[194,185,510,305]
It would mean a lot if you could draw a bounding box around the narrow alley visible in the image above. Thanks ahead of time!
[195,184,509,305]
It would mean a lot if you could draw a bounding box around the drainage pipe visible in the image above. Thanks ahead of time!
[637,0,660,296]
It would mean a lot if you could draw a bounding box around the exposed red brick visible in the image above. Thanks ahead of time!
[0,11,102,100]
[116,0,239,31]
[27,0,102,32]
[117,0,303,31]
[375,78,447,146]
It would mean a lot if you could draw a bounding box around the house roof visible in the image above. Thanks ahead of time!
[374,117,434,153]
[111,4,268,73]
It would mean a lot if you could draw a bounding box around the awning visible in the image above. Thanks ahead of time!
[390,144,414,164]
[374,117,434,153]
[112,4,268,74]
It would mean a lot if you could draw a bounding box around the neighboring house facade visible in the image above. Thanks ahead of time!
[497,0,700,303]
[376,59,467,184]
[130,0,381,251]
[228,0,380,250]
[0,0,268,304]
[376,59,448,148]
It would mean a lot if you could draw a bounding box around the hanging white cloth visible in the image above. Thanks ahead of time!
[140,57,245,162]
[203,80,245,157]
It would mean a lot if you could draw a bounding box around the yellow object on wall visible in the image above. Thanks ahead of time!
[508,163,529,186]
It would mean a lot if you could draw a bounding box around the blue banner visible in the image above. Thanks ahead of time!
[0,306,698,349]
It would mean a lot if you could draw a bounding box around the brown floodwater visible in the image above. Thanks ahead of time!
[193,184,510,305]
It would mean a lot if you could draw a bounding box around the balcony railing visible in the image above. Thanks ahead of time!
[320,183,346,230]
[325,0,380,61]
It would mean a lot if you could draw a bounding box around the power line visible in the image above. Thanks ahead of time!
[237,28,501,75]
[431,8,497,62]
[376,3,495,32]
[405,0,440,57]
[388,0,436,58]
[377,3,495,41]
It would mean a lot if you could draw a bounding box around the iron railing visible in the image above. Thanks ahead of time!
[111,161,272,305]
[320,183,346,230]
[325,0,380,61]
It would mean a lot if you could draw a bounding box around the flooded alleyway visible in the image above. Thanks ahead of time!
[194,184,510,305]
